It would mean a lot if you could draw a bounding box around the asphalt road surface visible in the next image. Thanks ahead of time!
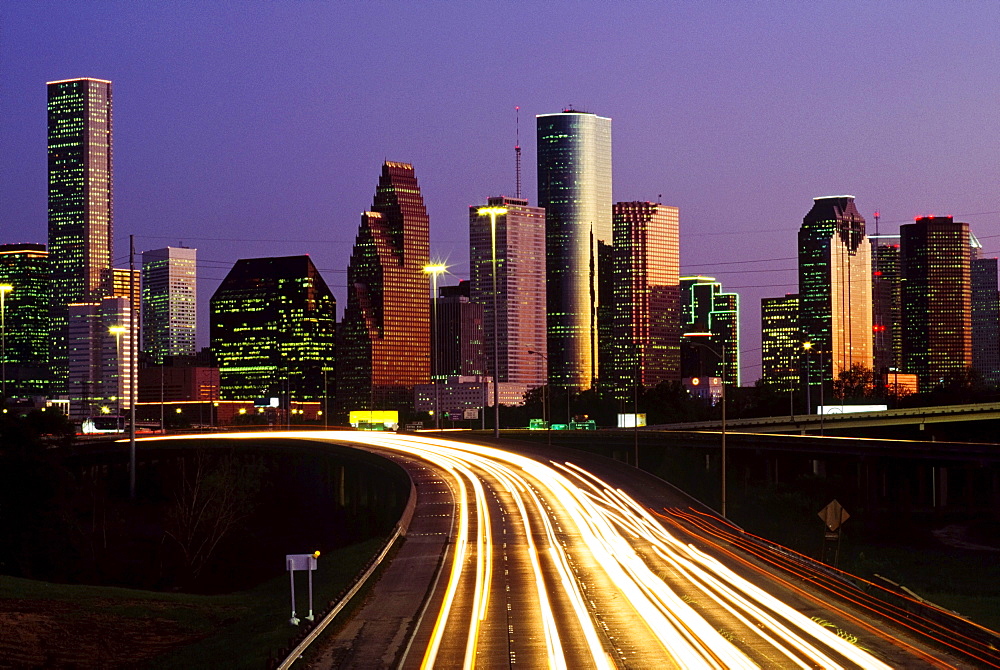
[280,431,977,669]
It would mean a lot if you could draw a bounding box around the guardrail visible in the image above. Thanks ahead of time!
[271,480,418,669]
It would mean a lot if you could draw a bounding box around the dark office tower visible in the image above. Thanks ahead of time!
[142,247,197,364]
[971,256,1000,386]
[47,78,113,391]
[0,244,50,397]
[607,202,680,397]
[680,276,740,386]
[67,296,134,419]
[469,196,547,391]
[338,162,430,411]
[798,196,872,390]
[211,255,336,402]
[899,216,971,390]
[537,109,611,390]
[761,294,800,392]
[870,234,902,376]
[436,281,485,377]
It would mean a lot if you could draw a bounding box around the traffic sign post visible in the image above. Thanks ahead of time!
[286,551,320,625]
[818,500,849,567]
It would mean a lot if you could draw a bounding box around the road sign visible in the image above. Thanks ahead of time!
[818,499,850,532]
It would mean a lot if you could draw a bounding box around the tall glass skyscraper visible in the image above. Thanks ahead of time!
[537,110,611,390]
[211,255,336,402]
[607,201,681,396]
[900,216,971,390]
[761,294,800,392]
[469,196,547,393]
[0,244,50,397]
[47,78,113,391]
[338,162,430,412]
[798,196,872,388]
[680,276,740,386]
[142,247,197,364]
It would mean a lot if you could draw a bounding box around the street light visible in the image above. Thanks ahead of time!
[803,341,813,414]
[109,325,127,416]
[423,263,447,430]
[683,332,727,518]
[0,284,12,406]
[478,205,507,439]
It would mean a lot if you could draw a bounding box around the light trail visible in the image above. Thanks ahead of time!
[138,431,910,668]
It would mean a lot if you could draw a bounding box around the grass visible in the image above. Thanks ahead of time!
[0,536,388,669]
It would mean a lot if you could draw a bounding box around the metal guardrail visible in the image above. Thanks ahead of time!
[273,480,418,669]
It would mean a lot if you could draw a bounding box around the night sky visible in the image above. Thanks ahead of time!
[3,1,999,382]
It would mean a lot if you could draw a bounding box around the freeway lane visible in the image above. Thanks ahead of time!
[143,432,973,667]
[307,432,901,668]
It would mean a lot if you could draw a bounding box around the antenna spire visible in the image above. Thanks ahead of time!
[515,106,522,200]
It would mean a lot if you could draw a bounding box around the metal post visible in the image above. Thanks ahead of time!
[129,235,137,500]
[819,350,825,435]
[306,563,315,621]
[0,285,10,406]
[478,207,507,439]
[720,342,727,518]
[289,567,299,625]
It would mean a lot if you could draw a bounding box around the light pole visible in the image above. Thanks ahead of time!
[478,206,507,439]
[684,332,727,518]
[803,341,813,415]
[109,325,127,416]
[423,263,447,430]
[0,284,12,407]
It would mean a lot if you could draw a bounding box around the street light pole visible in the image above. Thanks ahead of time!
[109,325,127,416]
[0,284,12,407]
[478,206,508,439]
[803,341,813,415]
[683,332,727,518]
[423,264,447,430]
[527,348,550,445]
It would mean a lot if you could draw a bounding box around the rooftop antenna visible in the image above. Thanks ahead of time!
[515,106,522,199]
[873,210,880,237]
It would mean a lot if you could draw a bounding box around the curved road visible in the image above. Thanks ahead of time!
[149,431,977,668]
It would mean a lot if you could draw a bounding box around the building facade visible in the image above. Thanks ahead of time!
[67,296,133,419]
[142,246,197,364]
[798,196,872,390]
[211,255,336,402]
[469,196,547,390]
[0,244,50,397]
[870,234,902,376]
[338,162,430,412]
[900,216,971,390]
[48,78,114,391]
[537,110,611,390]
[436,281,485,378]
[680,276,740,386]
[971,256,1000,386]
[761,294,800,392]
[607,201,681,396]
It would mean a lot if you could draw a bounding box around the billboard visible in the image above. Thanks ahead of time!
[617,413,647,428]
[348,410,399,430]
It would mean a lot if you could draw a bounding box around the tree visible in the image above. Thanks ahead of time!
[164,450,264,585]
[833,364,876,402]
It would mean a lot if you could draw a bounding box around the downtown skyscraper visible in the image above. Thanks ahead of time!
[338,162,430,412]
[537,110,611,390]
[47,78,114,391]
[469,196,547,396]
[607,201,681,396]
[142,247,197,364]
[211,255,336,402]
[900,216,971,390]
[798,196,872,387]
[0,244,50,398]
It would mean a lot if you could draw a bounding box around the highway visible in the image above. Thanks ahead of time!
[302,432,907,669]
[145,431,980,668]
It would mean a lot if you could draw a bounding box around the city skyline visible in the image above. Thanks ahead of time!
[3,3,1000,382]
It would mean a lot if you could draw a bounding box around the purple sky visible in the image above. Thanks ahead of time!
[2,1,999,383]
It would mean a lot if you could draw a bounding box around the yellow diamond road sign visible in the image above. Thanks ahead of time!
[819,499,850,532]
